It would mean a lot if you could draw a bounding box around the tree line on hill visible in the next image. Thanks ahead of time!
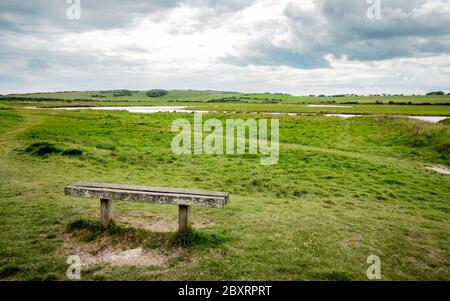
[111,89,169,97]
[426,91,446,96]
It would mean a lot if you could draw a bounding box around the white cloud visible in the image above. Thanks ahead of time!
[413,0,450,15]
[0,0,449,94]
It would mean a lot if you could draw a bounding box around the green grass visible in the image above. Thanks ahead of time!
[5,90,450,104]
[5,90,240,102]
[0,104,449,280]
[193,103,450,116]
[2,99,450,116]
[241,93,450,104]
[3,90,450,117]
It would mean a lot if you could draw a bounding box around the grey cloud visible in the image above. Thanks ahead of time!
[324,0,450,61]
[0,0,178,34]
[0,0,254,35]
[222,42,330,69]
[223,0,450,68]
[0,0,449,94]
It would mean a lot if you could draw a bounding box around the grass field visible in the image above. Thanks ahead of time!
[3,90,450,117]
[2,102,450,117]
[5,90,241,102]
[241,93,450,104]
[0,96,449,280]
[4,90,450,104]
[192,103,450,116]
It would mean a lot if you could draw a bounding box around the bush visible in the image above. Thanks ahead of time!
[146,89,168,97]
[207,97,246,103]
[426,91,445,96]
[24,142,82,157]
[113,90,133,97]
[0,265,20,279]
[61,149,83,156]
[25,142,60,156]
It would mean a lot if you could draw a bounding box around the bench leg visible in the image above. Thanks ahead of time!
[100,198,112,227]
[178,205,190,231]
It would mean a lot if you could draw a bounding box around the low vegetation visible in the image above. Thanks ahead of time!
[0,98,448,280]
[146,89,169,98]
[24,142,83,157]
[113,90,134,97]
[3,90,450,104]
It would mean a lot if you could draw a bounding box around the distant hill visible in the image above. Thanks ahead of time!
[5,90,241,102]
[3,90,450,104]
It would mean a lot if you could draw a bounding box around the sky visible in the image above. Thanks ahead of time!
[0,0,449,95]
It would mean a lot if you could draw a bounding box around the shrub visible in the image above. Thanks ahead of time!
[61,149,83,156]
[426,91,445,96]
[0,265,20,279]
[24,142,82,157]
[146,89,168,97]
[113,90,133,97]
[207,97,245,103]
[25,142,60,156]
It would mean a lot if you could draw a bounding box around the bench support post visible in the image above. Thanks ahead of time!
[178,205,190,231]
[100,198,112,227]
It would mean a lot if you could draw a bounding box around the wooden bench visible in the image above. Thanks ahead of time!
[64,183,229,231]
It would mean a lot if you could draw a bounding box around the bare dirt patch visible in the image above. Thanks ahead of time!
[80,247,172,267]
[57,233,183,268]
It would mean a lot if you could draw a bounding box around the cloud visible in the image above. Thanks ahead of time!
[0,0,449,94]
[223,0,450,66]
[0,0,179,34]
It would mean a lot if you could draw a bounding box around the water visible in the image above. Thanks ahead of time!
[52,106,449,123]
[324,114,363,119]
[307,105,353,108]
[54,106,189,113]
[325,113,448,123]
[402,116,448,123]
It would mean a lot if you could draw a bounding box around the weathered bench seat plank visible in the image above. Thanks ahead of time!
[71,183,229,198]
[64,183,229,230]
[65,183,228,208]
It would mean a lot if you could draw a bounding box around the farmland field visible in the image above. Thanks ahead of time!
[6,90,450,105]
[0,92,449,280]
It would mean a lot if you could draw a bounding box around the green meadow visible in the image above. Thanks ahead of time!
[0,91,449,280]
[3,90,450,116]
[5,90,240,102]
[5,90,450,105]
